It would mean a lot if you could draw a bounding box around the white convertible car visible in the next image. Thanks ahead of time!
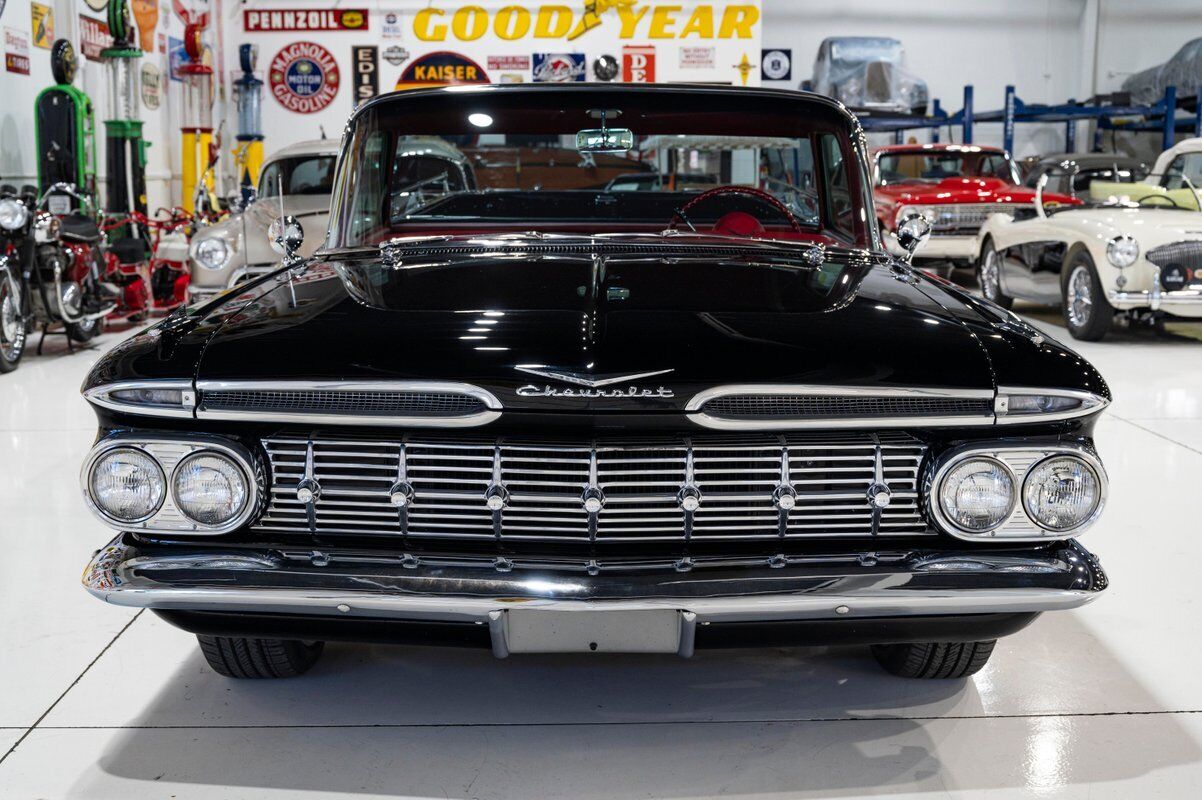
[975,139,1202,340]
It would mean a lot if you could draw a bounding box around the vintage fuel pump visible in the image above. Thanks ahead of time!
[100,0,148,219]
[232,44,265,201]
[179,23,217,214]
[34,39,97,204]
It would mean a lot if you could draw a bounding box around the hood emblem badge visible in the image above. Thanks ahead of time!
[514,366,675,399]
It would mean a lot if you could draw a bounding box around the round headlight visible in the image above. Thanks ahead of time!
[938,457,1016,533]
[0,197,29,231]
[1022,455,1102,532]
[1106,236,1139,268]
[172,451,249,526]
[192,237,231,270]
[88,447,166,523]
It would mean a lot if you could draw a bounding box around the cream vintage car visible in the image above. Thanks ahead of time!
[974,142,1202,340]
[188,140,340,303]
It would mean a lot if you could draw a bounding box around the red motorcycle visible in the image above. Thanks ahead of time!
[102,207,193,321]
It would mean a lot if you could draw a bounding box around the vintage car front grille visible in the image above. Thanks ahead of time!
[698,394,994,421]
[201,389,488,417]
[1146,241,1202,286]
[927,203,1024,235]
[253,433,931,546]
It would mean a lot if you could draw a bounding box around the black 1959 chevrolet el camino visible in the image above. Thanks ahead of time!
[79,84,1109,679]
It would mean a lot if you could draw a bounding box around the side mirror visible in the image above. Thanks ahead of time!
[896,215,931,263]
[268,215,304,265]
[1035,173,1049,219]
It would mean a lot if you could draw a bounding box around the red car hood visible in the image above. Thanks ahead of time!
[876,177,1072,205]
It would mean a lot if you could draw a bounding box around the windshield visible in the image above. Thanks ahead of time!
[876,149,1020,185]
[328,87,877,250]
[259,155,337,198]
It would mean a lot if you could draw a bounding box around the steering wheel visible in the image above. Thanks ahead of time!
[1133,193,1191,210]
[669,185,803,233]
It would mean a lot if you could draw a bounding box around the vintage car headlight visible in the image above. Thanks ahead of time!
[936,457,1016,533]
[1022,455,1103,532]
[0,197,29,230]
[172,451,250,525]
[1106,235,1139,268]
[895,205,936,228]
[192,237,231,270]
[87,447,167,523]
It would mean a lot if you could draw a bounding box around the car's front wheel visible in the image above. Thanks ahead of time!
[870,640,996,679]
[1062,252,1114,341]
[197,635,325,679]
[976,241,1013,309]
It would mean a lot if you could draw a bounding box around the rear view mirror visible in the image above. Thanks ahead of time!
[576,128,634,155]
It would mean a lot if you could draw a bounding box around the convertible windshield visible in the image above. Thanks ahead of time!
[328,86,877,250]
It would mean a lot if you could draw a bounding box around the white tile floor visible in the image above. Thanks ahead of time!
[1,311,1200,799]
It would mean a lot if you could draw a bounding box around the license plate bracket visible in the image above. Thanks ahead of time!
[489,608,696,657]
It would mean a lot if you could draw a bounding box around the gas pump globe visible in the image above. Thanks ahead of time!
[232,44,264,201]
[180,23,216,214]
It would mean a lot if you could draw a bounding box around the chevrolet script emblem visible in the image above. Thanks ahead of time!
[514,366,675,399]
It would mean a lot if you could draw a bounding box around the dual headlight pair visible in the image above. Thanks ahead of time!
[82,438,256,533]
[932,445,1105,539]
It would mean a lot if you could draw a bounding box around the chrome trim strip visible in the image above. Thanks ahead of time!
[685,384,996,431]
[1107,286,1202,310]
[194,380,503,428]
[926,442,1107,542]
[994,386,1110,425]
[83,379,197,419]
[83,537,1105,625]
[80,435,263,536]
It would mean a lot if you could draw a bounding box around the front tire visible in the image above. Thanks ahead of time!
[1062,252,1114,341]
[197,635,325,679]
[977,240,1013,309]
[871,640,996,679]
[0,277,26,372]
[65,316,101,343]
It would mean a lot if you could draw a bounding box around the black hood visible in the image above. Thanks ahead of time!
[186,239,1008,413]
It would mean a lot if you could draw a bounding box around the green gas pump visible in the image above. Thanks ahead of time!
[34,39,98,203]
[101,0,148,217]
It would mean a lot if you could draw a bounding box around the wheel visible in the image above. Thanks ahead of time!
[0,278,27,372]
[976,240,1013,309]
[65,316,101,343]
[870,640,996,679]
[1062,252,1114,341]
[197,635,325,679]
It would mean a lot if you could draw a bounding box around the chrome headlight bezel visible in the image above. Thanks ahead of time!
[1021,454,1106,533]
[171,450,252,527]
[0,197,29,231]
[191,236,232,271]
[81,435,262,535]
[927,442,1107,541]
[1106,235,1139,268]
[83,446,168,525]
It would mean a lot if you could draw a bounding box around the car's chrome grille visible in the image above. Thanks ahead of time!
[698,394,994,420]
[927,203,1024,235]
[1147,241,1202,288]
[254,433,931,544]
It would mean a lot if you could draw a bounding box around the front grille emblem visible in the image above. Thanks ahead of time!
[515,366,675,399]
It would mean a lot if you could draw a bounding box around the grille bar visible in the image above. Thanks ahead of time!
[254,433,931,547]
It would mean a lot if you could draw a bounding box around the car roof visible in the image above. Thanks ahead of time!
[266,139,342,162]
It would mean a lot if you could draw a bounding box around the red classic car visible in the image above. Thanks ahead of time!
[872,143,1077,272]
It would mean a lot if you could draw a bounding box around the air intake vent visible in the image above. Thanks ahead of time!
[700,394,994,420]
[195,382,501,427]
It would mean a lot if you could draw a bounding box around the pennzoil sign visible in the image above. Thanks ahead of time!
[245,9,368,33]
[270,41,340,113]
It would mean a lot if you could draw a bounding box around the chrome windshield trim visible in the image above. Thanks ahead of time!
[685,384,996,431]
[83,379,197,419]
[994,386,1110,425]
[194,380,503,428]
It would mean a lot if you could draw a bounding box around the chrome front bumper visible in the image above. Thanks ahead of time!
[84,535,1106,653]
[1108,286,1202,315]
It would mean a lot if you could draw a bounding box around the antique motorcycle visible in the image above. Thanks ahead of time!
[102,206,193,321]
[0,182,119,372]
